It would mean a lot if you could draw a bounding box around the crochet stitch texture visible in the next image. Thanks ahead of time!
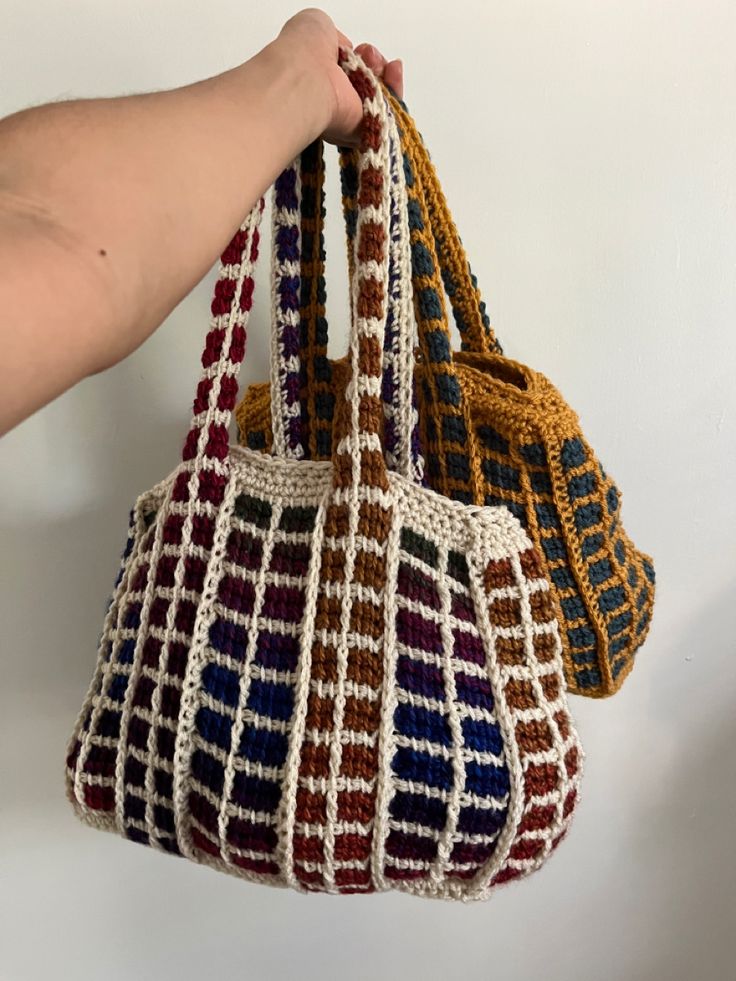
[67,52,582,898]
[236,89,655,698]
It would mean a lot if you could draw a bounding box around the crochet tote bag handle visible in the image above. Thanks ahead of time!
[178,199,264,510]
[339,119,487,503]
[263,102,484,503]
[268,99,421,484]
[173,51,360,506]
[181,51,409,506]
[298,91,500,367]
[325,60,395,497]
[384,89,502,355]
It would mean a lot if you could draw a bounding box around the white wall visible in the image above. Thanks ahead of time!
[1,2,735,979]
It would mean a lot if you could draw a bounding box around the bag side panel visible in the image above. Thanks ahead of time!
[544,434,655,695]
[66,493,163,830]
[174,485,321,885]
[376,499,514,899]
[480,543,582,890]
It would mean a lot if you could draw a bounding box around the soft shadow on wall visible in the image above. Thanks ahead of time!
[631,585,736,981]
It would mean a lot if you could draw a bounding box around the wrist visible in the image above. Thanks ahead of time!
[254,36,334,146]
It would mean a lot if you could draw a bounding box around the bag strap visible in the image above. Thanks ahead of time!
[180,200,264,505]
[200,76,482,503]
[322,95,501,358]
[385,89,502,354]
[270,163,305,458]
[182,50,393,494]
[265,94,484,501]
[381,97,423,483]
[339,98,487,503]
[328,53,398,494]
[269,108,422,484]
[297,140,330,463]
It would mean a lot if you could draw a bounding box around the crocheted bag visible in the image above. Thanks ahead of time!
[236,90,655,698]
[66,53,582,899]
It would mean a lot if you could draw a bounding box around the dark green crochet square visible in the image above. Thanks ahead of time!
[447,550,470,586]
[401,528,438,569]
[234,494,272,529]
[279,505,318,534]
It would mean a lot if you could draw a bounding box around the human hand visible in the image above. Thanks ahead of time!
[277,8,404,146]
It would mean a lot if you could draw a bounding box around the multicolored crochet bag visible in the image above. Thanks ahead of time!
[236,90,655,698]
[66,53,582,899]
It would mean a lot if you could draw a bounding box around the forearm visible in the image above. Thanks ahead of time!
[0,37,330,432]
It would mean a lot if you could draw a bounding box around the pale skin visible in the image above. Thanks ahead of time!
[0,8,403,435]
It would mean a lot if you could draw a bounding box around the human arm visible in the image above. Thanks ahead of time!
[0,9,402,434]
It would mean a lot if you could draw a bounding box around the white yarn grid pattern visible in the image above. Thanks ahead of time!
[64,50,583,900]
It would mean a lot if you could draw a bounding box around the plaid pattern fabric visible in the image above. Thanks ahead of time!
[236,357,655,699]
[67,52,582,899]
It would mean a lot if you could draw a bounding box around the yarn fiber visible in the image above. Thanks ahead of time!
[66,53,582,899]
[235,87,655,698]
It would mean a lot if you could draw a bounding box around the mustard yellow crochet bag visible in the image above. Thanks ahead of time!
[236,91,655,697]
